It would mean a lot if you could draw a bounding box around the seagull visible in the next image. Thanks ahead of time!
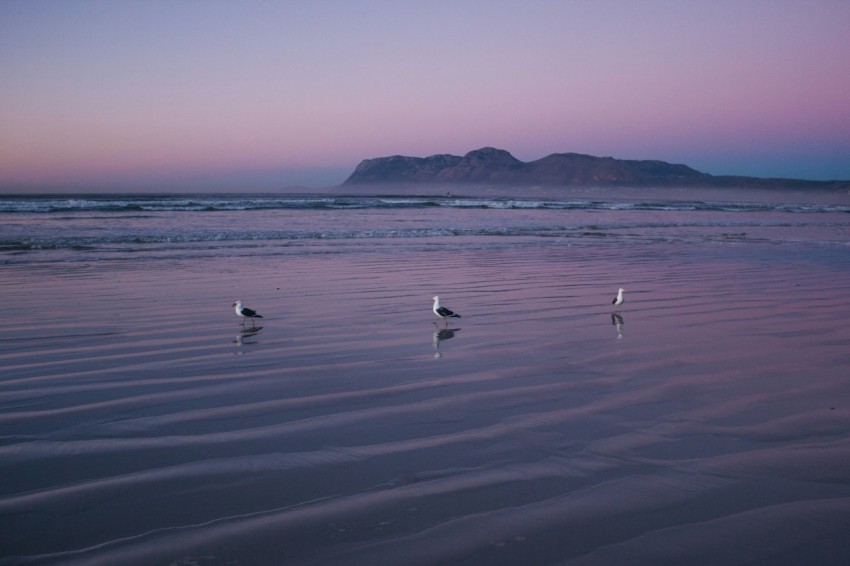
[432,295,461,326]
[232,300,263,326]
[612,288,624,308]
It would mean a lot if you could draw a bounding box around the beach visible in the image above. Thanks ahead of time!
[2,188,850,564]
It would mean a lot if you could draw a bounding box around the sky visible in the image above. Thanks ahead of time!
[1,0,849,192]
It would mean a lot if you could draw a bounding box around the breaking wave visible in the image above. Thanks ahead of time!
[2,194,849,214]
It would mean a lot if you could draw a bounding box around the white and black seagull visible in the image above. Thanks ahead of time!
[432,295,461,326]
[232,300,263,326]
[612,288,625,308]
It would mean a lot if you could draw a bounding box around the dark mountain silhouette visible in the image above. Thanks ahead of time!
[343,147,848,189]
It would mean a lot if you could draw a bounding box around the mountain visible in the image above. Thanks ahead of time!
[343,147,848,189]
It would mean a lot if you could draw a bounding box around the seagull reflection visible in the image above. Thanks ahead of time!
[432,327,460,358]
[611,313,624,339]
[234,326,263,352]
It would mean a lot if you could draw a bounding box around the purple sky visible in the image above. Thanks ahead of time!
[2,0,849,191]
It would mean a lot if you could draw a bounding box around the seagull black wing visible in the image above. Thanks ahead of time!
[436,306,460,318]
[241,307,262,318]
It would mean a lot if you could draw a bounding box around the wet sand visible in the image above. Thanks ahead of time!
[2,239,850,565]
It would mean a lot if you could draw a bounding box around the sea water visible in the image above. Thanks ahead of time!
[2,186,850,565]
[2,188,849,265]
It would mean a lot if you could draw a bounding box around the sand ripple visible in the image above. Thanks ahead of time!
[2,241,850,565]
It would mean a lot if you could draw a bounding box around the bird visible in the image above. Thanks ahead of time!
[612,288,624,308]
[432,295,461,326]
[232,300,263,326]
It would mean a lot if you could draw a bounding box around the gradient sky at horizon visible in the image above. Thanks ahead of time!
[2,0,849,191]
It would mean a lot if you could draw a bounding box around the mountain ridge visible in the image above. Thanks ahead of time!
[343,147,848,189]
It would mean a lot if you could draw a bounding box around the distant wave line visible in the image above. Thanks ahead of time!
[2,195,848,214]
[3,221,846,251]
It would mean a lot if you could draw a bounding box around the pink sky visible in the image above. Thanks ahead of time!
[2,0,849,191]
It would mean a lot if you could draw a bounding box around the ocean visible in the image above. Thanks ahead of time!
[2,185,850,565]
[2,189,850,265]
